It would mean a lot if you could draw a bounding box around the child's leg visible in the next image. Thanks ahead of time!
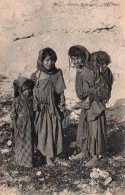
[46,156,54,166]
[70,152,85,160]
[85,155,99,167]
[85,137,99,167]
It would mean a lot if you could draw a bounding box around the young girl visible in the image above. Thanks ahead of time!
[68,45,110,166]
[10,77,34,168]
[31,47,66,166]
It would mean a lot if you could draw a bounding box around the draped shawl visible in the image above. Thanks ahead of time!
[72,45,99,100]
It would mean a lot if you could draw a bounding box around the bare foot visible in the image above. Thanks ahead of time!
[69,141,77,148]
[55,159,70,167]
[69,152,85,160]
[85,156,98,167]
[46,157,54,166]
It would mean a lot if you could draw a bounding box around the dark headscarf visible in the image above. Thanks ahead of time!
[37,47,58,75]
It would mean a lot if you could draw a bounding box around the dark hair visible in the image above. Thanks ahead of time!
[42,48,57,62]
[22,80,34,89]
[68,46,86,59]
[92,51,111,65]
[13,79,34,97]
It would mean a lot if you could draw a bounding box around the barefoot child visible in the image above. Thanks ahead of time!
[68,45,112,166]
[10,77,34,167]
[31,47,66,166]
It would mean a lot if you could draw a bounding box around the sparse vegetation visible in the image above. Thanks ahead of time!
[0,87,125,194]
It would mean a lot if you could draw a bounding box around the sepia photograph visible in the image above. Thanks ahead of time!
[0,0,125,194]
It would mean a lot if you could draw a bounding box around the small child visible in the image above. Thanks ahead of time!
[31,47,66,166]
[92,50,114,95]
[10,77,34,168]
[70,49,110,121]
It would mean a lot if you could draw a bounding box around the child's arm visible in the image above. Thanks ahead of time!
[88,77,109,103]
[58,91,66,119]
[58,91,66,112]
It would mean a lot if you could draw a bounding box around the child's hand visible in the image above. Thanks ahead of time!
[83,98,90,109]
[85,96,90,102]
[76,68,81,73]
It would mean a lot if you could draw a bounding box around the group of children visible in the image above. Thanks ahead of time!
[10,46,113,168]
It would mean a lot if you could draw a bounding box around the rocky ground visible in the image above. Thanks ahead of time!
[0,80,125,195]
[0,0,125,194]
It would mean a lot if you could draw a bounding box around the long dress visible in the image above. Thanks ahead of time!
[76,71,107,156]
[33,69,66,157]
[10,95,34,167]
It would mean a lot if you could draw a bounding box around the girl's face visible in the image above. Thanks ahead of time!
[70,56,83,68]
[22,88,32,98]
[43,55,55,70]
[99,63,107,73]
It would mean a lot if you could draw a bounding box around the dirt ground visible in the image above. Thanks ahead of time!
[0,0,125,194]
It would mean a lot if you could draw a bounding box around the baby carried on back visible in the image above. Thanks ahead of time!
[72,50,112,121]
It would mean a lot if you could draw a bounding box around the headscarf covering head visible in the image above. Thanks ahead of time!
[68,45,96,70]
[68,46,86,63]
[37,47,57,67]
[18,77,34,92]
[37,47,58,74]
